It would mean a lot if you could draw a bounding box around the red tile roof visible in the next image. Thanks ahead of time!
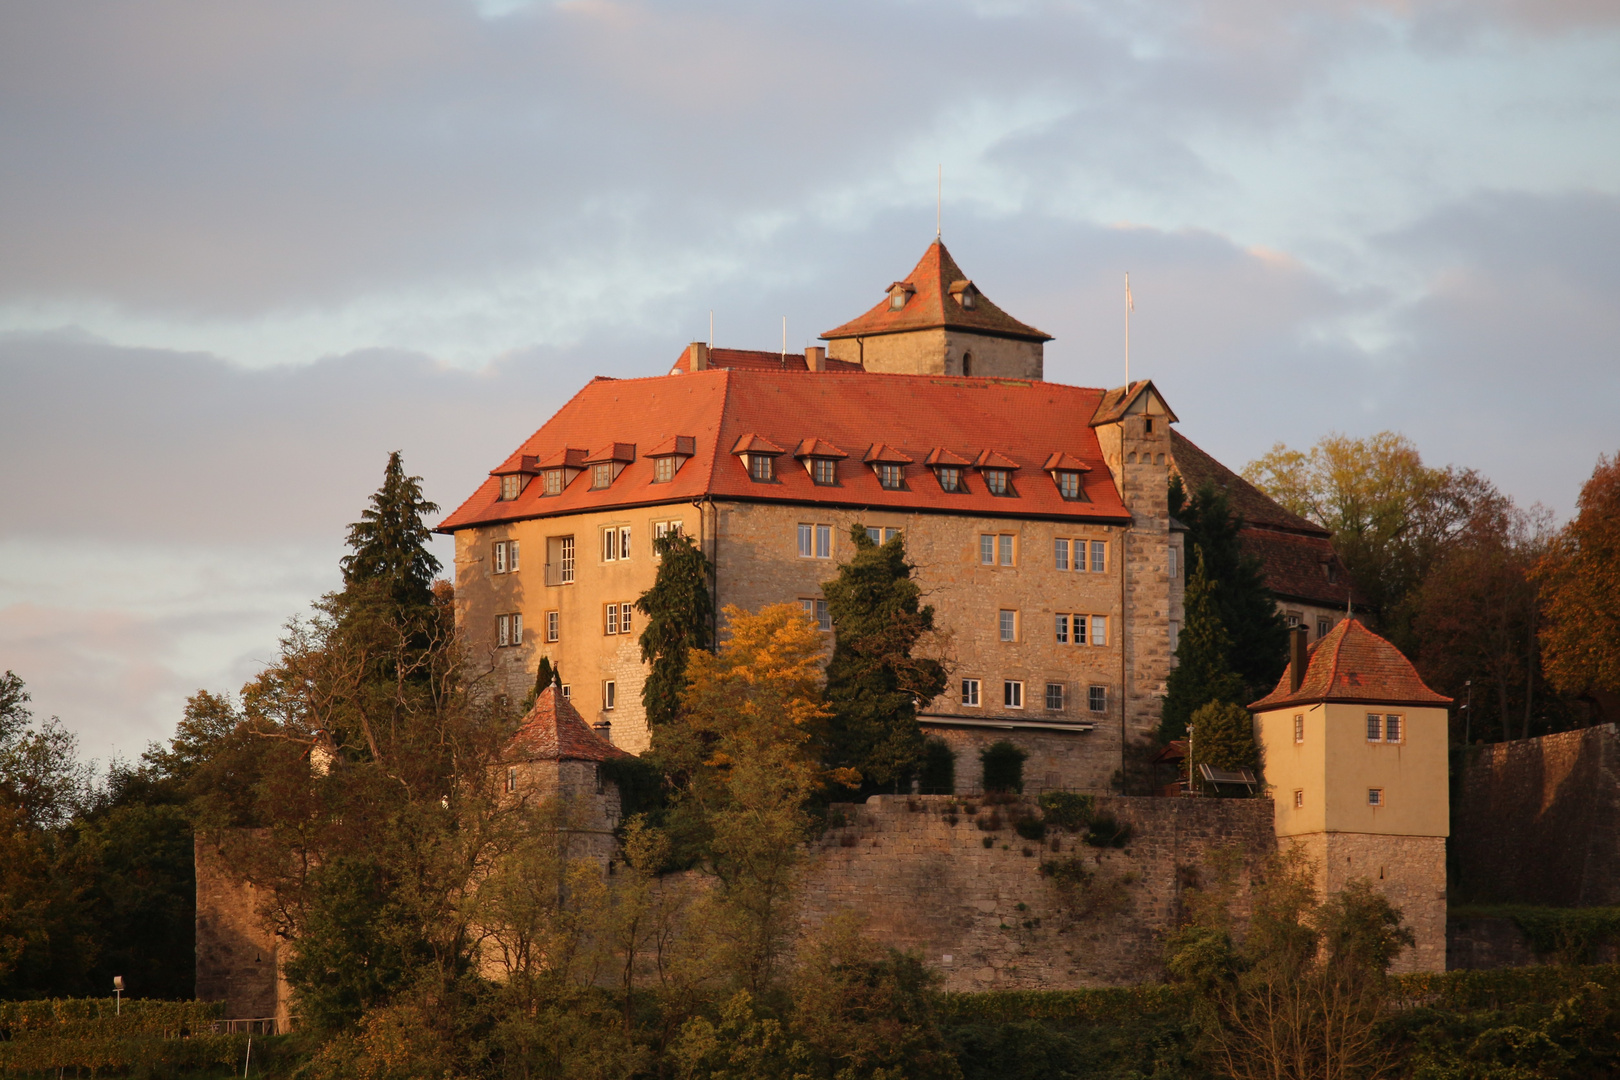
[1249,618,1452,711]
[820,241,1052,344]
[508,684,630,763]
[1170,431,1326,537]
[793,437,848,459]
[1090,381,1180,426]
[669,345,864,374]
[437,369,1132,533]
[1240,527,1354,608]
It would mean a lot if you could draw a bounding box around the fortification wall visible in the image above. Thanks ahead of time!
[194,836,290,1026]
[1453,724,1620,906]
[799,794,1276,990]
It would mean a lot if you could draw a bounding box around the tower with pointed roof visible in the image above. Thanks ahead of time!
[820,240,1052,378]
[1251,620,1452,972]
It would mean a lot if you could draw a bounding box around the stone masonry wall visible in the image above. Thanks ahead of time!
[926,725,1117,795]
[1284,832,1447,973]
[799,794,1276,990]
[1453,724,1620,906]
[194,837,289,1026]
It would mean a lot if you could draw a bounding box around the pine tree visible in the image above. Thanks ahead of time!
[635,532,714,729]
[1170,476,1290,699]
[1161,549,1247,743]
[1185,700,1260,796]
[821,527,947,793]
[340,451,441,612]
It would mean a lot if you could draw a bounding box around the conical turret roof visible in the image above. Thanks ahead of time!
[1250,619,1452,711]
[507,682,630,762]
[821,240,1051,344]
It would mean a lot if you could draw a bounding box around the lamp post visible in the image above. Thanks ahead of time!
[113,975,123,1015]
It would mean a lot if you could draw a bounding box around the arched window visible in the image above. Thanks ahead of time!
[962,352,973,376]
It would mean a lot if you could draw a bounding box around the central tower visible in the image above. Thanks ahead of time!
[820,240,1052,379]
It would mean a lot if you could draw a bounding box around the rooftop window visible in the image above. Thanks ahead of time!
[543,469,564,496]
[591,462,613,489]
[876,463,905,490]
[499,474,524,501]
[654,456,679,483]
[983,469,1011,496]
[889,288,909,311]
[812,458,837,485]
[936,466,962,492]
[1054,471,1083,500]
[748,454,774,482]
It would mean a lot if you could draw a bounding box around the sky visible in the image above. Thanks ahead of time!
[2,0,1617,767]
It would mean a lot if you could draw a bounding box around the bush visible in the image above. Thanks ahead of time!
[979,741,1028,794]
[1084,812,1132,848]
[918,736,957,795]
[1014,816,1046,841]
[1036,791,1095,831]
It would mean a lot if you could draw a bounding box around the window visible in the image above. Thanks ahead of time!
[604,681,617,710]
[555,535,575,584]
[1168,546,1178,580]
[961,679,980,707]
[654,520,684,542]
[980,534,995,565]
[1366,713,1382,742]
[511,613,522,644]
[1168,619,1180,652]
[1385,714,1402,742]
[493,541,508,574]
[1368,788,1383,807]
[1055,471,1081,500]
[500,474,523,501]
[654,456,678,483]
[1293,789,1304,809]
[1327,563,1340,584]
[749,454,774,482]
[1000,535,1015,566]
[999,609,1018,642]
[592,462,613,489]
[561,684,571,700]
[1090,540,1107,573]
[544,469,564,495]
[865,526,901,545]
[813,458,837,485]
[1055,613,1069,644]
[1144,417,1154,435]
[798,523,813,558]
[1090,615,1108,646]
[937,466,962,492]
[546,610,559,642]
[509,540,519,572]
[605,603,620,635]
[1004,680,1024,709]
[1087,685,1107,713]
[498,614,511,647]
[507,767,518,793]
[619,526,631,561]
[1045,683,1065,711]
[1287,612,1302,628]
[800,597,831,632]
[876,463,905,489]
[889,288,908,311]
[1294,714,1305,744]
[619,602,632,637]
[983,469,1010,496]
[603,528,619,561]
[1317,618,1331,639]
[816,524,831,558]
[961,351,973,375]
[1054,538,1070,571]
[1073,615,1088,645]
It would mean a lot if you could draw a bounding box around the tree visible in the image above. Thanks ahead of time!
[1169,477,1290,697]
[339,450,442,611]
[1184,701,1259,796]
[979,741,1028,794]
[1167,847,1413,1080]
[821,527,948,792]
[0,670,90,831]
[1535,453,1620,710]
[636,532,715,730]
[1160,551,1247,743]
[1243,432,1485,640]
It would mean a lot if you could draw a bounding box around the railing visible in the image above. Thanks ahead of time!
[212,1017,284,1035]
[544,562,574,586]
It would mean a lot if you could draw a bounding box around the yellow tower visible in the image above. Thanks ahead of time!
[1251,619,1453,972]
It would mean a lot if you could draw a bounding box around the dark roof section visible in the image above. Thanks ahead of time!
[1171,431,1327,537]
[821,240,1052,344]
[669,345,864,374]
[437,369,1131,533]
[508,684,631,763]
[1249,618,1452,711]
[1090,380,1180,426]
[1240,527,1354,609]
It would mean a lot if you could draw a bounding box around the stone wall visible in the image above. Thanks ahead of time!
[799,794,1276,990]
[925,725,1117,795]
[1284,832,1447,973]
[194,837,290,1026]
[1453,724,1620,906]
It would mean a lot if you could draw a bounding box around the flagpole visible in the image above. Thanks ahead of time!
[1125,272,1132,390]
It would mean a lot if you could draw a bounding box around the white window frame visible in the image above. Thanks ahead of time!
[1368,788,1383,807]
[654,456,677,483]
[500,474,523,501]
[999,535,1015,566]
[812,458,837,485]
[798,523,814,558]
[1294,714,1305,744]
[558,535,575,583]
[816,524,832,559]
[543,470,563,496]
[1366,713,1383,742]
[493,541,508,574]
[1054,538,1070,571]
[1090,540,1107,573]
[508,540,519,572]
[546,610,559,642]
[561,684,571,700]
[591,462,613,489]
[1075,615,1088,646]
[603,528,619,562]
[604,680,617,710]
[1003,680,1024,709]
[605,603,619,635]
[1055,613,1069,644]
[999,609,1018,642]
[980,534,995,565]
[1090,615,1108,647]
[512,613,523,645]
[618,526,631,561]
[618,601,632,637]
[497,614,511,647]
[1384,714,1403,743]
[1294,789,1304,809]
[961,678,980,707]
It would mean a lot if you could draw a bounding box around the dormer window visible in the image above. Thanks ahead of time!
[877,463,905,490]
[812,459,837,485]
[543,469,564,495]
[591,463,613,489]
[647,436,695,486]
[500,474,524,501]
[886,282,915,311]
[654,456,678,483]
[749,454,774,482]
[936,466,962,492]
[1042,452,1092,502]
[983,469,1010,496]
[1055,471,1082,500]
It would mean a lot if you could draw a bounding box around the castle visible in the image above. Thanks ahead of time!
[196,241,1450,1022]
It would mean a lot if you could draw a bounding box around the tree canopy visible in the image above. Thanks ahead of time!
[339,450,442,612]
[1159,550,1247,744]
[636,531,715,730]
[1536,452,1620,705]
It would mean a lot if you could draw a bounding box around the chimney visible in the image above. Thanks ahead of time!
[1290,626,1309,693]
[593,720,612,742]
[690,342,709,371]
[805,345,826,372]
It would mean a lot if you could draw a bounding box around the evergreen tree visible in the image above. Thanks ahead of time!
[1160,549,1247,743]
[636,532,714,729]
[340,450,441,612]
[1170,476,1290,698]
[822,527,948,792]
[1184,701,1260,796]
